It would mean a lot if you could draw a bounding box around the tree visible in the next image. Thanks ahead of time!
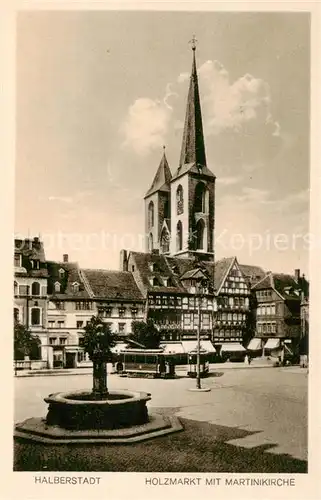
[14,319,41,360]
[130,319,161,349]
[82,315,118,399]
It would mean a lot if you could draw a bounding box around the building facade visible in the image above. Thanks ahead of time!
[14,237,49,361]
[248,269,309,359]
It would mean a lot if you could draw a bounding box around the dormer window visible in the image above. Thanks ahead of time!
[54,282,61,293]
[118,307,126,318]
[131,307,138,319]
[58,268,65,279]
[163,277,168,287]
[72,282,80,293]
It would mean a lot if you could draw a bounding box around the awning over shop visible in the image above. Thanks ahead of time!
[221,343,246,353]
[264,338,281,350]
[247,338,263,351]
[161,343,185,354]
[182,340,216,353]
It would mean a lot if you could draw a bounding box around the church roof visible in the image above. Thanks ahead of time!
[172,45,215,182]
[144,150,172,198]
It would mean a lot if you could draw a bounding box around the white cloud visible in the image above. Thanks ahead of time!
[121,97,172,155]
[195,60,280,137]
[163,83,178,110]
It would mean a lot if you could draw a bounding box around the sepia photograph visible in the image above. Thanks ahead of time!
[12,9,311,479]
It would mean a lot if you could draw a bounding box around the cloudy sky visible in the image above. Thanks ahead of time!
[15,11,310,275]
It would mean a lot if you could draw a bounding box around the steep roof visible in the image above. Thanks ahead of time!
[253,272,304,300]
[82,269,143,301]
[179,47,206,169]
[172,46,215,182]
[47,261,90,299]
[130,252,186,295]
[212,257,234,291]
[145,150,172,198]
[129,251,266,297]
[239,264,266,286]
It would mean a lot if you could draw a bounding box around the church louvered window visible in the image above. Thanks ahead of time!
[176,185,184,215]
[148,201,154,228]
[160,228,170,253]
[176,221,183,251]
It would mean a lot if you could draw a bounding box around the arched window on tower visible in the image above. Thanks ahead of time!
[196,219,205,250]
[160,228,170,254]
[176,185,184,215]
[14,281,18,296]
[148,201,154,229]
[148,233,154,252]
[195,182,209,213]
[176,221,183,252]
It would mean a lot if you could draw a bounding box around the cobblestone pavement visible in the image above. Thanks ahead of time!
[14,367,308,462]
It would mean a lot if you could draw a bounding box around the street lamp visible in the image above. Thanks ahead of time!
[188,275,211,393]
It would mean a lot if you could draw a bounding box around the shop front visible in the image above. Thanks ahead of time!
[219,342,246,362]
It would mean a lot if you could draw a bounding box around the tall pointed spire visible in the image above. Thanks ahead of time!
[179,36,207,168]
[144,146,172,198]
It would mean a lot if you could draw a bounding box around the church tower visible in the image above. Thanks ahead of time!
[170,38,216,261]
[144,147,172,253]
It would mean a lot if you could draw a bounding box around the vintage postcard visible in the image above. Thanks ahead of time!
[2,1,321,499]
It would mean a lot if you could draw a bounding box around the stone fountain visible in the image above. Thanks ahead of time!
[15,343,182,445]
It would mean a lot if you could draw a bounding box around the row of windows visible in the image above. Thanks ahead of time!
[52,301,93,311]
[225,280,247,289]
[213,329,242,337]
[14,307,42,326]
[217,313,247,322]
[220,286,249,295]
[14,282,46,296]
[217,296,249,308]
[257,323,277,334]
[99,307,139,319]
[184,313,211,327]
[48,321,66,328]
[257,304,276,316]
[256,290,272,298]
[49,337,67,345]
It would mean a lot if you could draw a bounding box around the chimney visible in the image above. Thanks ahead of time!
[294,269,300,282]
[119,249,128,271]
[63,254,69,263]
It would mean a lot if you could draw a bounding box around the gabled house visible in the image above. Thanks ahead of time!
[250,269,309,359]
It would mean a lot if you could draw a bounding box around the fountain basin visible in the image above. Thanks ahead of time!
[45,390,151,430]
